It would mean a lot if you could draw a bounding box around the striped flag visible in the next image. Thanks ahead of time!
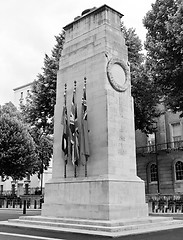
[70,88,80,166]
[80,83,90,164]
[61,105,69,164]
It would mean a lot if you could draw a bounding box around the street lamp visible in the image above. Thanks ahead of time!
[37,118,46,196]
[40,142,44,196]
[37,128,46,209]
[153,122,160,194]
[39,133,45,196]
[37,116,52,206]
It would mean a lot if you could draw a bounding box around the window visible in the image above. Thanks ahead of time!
[173,136,181,148]
[147,133,155,152]
[17,183,24,196]
[27,89,31,98]
[150,163,158,182]
[25,183,29,195]
[0,185,3,195]
[171,123,181,148]
[20,92,23,99]
[19,91,24,104]
[175,161,183,181]
[11,184,16,195]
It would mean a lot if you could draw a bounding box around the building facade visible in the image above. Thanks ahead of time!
[136,106,183,196]
[13,82,32,108]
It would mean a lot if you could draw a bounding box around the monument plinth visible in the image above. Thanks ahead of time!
[42,4,148,221]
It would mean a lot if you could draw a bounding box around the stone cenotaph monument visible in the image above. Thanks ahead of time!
[42,4,148,230]
[9,5,183,235]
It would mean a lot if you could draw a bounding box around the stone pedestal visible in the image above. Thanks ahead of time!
[42,4,148,221]
[42,177,147,220]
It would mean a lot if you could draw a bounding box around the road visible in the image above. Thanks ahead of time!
[1,210,183,239]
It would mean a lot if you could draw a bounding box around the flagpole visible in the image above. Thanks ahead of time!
[85,156,88,177]
[74,81,77,178]
[64,83,67,178]
[84,77,88,177]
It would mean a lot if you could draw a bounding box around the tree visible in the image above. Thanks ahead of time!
[0,102,38,180]
[143,0,183,116]
[122,24,161,133]
[121,24,144,76]
[21,31,65,134]
[0,102,53,180]
[30,126,53,179]
[132,67,161,133]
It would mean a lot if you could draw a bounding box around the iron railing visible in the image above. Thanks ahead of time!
[136,140,183,155]
[147,194,183,213]
[0,187,44,197]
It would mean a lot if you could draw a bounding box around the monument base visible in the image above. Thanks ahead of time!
[41,176,148,220]
[7,215,183,237]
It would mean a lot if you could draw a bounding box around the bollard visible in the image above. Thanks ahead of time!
[13,200,15,208]
[39,200,42,209]
[34,200,37,209]
[20,200,22,209]
[27,200,30,209]
[23,200,26,214]
[39,196,44,209]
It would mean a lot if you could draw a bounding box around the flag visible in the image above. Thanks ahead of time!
[80,84,90,164]
[70,89,80,165]
[61,105,69,164]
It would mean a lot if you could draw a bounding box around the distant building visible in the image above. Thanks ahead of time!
[13,82,32,108]
[0,82,52,199]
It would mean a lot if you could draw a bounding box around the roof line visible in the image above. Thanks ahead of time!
[13,82,33,91]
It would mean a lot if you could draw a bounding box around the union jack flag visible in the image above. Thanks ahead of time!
[61,105,69,164]
[80,83,90,164]
[70,88,79,165]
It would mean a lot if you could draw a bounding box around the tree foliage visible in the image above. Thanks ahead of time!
[143,0,183,115]
[122,24,160,133]
[21,31,65,134]
[30,126,53,178]
[0,102,38,180]
[0,102,53,180]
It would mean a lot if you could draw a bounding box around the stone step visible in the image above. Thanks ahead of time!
[8,217,183,233]
[16,215,173,227]
[0,216,182,237]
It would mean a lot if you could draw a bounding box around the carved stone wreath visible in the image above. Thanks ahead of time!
[107,58,130,92]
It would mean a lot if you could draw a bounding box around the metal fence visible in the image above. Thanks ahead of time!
[0,196,43,209]
[147,194,183,213]
[137,140,183,155]
[0,187,44,197]
[0,187,44,209]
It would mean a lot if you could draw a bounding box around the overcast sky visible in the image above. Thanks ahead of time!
[0,0,155,105]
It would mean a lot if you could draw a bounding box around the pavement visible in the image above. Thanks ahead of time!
[150,212,183,219]
[1,209,183,237]
[0,207,41,213]
[1,212,183,237]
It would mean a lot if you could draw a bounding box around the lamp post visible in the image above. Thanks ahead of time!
[153,122,160,194]
[37,118,46,197]
[40,151,44,196]
[39,131,45,197]
[37,116,51,207]
[37,130,46,209]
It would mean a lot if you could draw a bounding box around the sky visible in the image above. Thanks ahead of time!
[0,0,155,105]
